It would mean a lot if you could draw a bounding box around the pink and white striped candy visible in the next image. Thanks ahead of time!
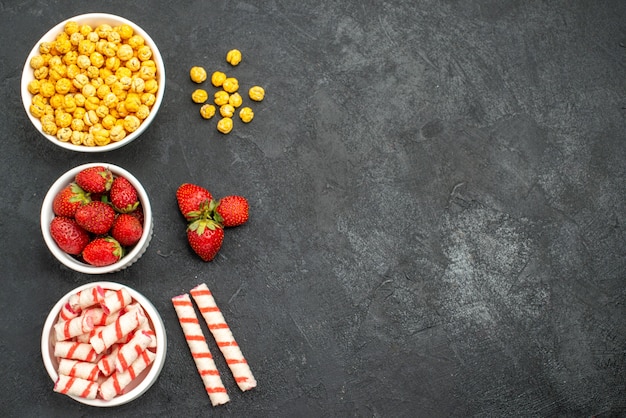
[74,326,104,344]
[68,285,105,311]
[100,288,132,315]
[57,302,80,323]
[137,320,157,349]
[57,358,100,381]
[190,283,257,391]
[54,374,99,399]
[97,344,121,377]
[89,307,146,354]
[172,294,229,406]
[83,307,120,327]
[99,349,156,401]
[115,330,154,373]
[54,341,100,362]
[54,313,94,342]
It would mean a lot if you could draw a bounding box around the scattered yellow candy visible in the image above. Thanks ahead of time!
[189,66,207,83]
[249,86,265,101]
[217,117,233,134]
[220,104,235,118]
[211,71,226,87]
[189,49,264,132]
[226,49,242,66]
[228,92,243,108]
[214,90,230,106]
[222,77,239,93]
[200,104,216,119]
[191,89,208,103]
[239,107,254,123]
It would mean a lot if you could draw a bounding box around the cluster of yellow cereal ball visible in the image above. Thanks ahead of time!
[27,20,159,147]
[189,49,265,135]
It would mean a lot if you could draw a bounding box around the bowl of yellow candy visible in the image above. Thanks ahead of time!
[21,13,165,152]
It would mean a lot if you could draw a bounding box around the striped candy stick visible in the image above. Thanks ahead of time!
[136,320,157,349]
[57,302,80,323]
[97,344,121,377]
[54,313,94,341]
[54,374,99,399]
[74,326,104,344]
[69,285,105,311]
[115,330,154,372]
[54,341,100,362]
[100,288,132,315]
[172,294,229,406]
[123,302,146,319]
[190,283,257,391]
[83,307,121,327]
[89,306,146,354]
[99,349,156,401]
[57,358,100,381]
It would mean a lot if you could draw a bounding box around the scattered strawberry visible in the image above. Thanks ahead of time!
[111,214,143,247]
[49,217,90,255]
[186,219,224,261]
[52,183,91,217]
[214,195,249,227]
[110,175,139,213]
[176,183,213,221]
[82,237,123,266]
[75,201,116,235]
[75,166,113,194]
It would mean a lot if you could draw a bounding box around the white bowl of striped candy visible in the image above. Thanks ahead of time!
[41,282,166,407]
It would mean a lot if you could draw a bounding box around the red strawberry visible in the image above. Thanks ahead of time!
[82,237,123,266]
[52,183,91,217]
[111,214,143,247]
[176,183,213,221]
[127,205,144,225]
[214,195,249,227]
[110,175,139,213]
[75,166,113,194]
[186,219,224,261]
[89,193,106,204]
[49,217,90,255]
[75,201,116,235]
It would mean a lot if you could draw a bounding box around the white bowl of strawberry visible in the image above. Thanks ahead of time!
[41,163,153,274]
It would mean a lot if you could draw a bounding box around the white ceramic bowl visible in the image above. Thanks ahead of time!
[41,281,167,407]
[21,13,165,152]
[41,162,153,274]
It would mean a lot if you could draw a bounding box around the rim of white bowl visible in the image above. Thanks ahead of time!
[21,13,166,152]
[41,281,167,407]
[40,162,153,274]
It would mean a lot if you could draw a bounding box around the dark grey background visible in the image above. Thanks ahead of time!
[1,1,625,417]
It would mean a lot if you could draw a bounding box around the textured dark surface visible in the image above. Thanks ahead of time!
[1,1,625,417]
